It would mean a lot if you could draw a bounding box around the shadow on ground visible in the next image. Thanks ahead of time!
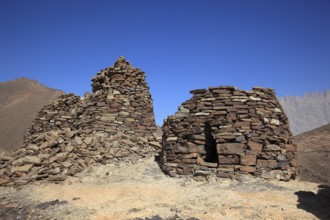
[0,199,69,220]
[295,185,330,220]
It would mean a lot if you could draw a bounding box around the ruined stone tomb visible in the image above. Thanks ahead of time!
[161,86,297,181]
[0,57,159,186]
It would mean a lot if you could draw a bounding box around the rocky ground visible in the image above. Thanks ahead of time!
[294,123,330,184]
[0,156,329,220]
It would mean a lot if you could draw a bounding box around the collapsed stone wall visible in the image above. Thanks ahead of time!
[0,57,160,186]
[24,94,82,138]
[161,86,297,181]
[25,57,156,138]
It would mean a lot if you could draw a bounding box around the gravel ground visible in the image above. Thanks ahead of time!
[1,157,329,220]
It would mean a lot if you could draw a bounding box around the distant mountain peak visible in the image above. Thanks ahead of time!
[0,78,63,152]
[279,90,330,135]
[0,77,63,94]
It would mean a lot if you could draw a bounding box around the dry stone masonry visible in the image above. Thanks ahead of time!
[161,86,297,181]
[0,57,159,186]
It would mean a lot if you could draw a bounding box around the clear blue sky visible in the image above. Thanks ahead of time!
[0,0,329,125]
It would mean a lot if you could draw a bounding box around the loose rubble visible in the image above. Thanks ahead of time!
[0,56,158,186]
[161,86,297,181]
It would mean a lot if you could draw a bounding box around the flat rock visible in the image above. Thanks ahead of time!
[11,164,33,173]
[0,175,10,185]
[84,137,93,145]
[24,156,41,164]
[264,144,281,151]
[149,141,161,148]
[240,155,256,166]
[0,155,12,161]
[74,137,83,145]
[217,143,245,155]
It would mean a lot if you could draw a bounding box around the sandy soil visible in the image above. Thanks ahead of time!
[1,157,329,220]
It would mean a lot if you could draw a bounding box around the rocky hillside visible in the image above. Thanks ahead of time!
[294,123,330,184]
[279,90,330,135]
[0,78,63,152]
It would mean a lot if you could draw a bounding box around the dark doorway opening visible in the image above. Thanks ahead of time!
[204,122,219,164]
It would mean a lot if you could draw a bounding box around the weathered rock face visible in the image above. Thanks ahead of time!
[278,90,330,135]
[161,86,297,181]
[0,57,158,186]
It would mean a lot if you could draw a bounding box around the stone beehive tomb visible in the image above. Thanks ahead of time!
[161,86,297,181]
[0,57,159,186]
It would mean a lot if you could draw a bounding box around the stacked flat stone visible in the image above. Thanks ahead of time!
[161,86,297,181]
[0,57,159,186]
[24,94,82,141]
[89,56,156,137]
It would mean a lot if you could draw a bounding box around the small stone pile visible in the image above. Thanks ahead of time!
[0,57,159,186]
[161,86,297,181]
